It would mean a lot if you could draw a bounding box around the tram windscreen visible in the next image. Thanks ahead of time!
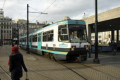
[68,24,87,43]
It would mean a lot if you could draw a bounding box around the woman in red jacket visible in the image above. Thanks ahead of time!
[9,46,28,80]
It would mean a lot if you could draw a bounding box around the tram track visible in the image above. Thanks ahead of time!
[25,53,87,80]
[35,53,87,80]
[28,68,54,80]
[81,63,120,80]
[56,60,120,80]
[0,66,11,80]
[56,61,88,80]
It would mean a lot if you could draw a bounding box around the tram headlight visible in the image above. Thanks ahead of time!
[71,46,76,51]
[84,45,89,51]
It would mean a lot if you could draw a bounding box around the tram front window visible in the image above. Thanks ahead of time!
[69,24,87,43]
[58,25,69,42]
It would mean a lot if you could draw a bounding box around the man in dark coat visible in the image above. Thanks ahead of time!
[9,46,28,80]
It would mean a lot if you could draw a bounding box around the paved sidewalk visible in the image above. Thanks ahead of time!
[0,45,120,80]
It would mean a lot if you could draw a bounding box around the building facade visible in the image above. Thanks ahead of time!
[0,9,13,45]
[82,7,120,45]
[91,32,111,45]
[15,19,46,37]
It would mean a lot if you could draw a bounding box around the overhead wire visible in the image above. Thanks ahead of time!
[30,0,57,22]
[43,0,56,12]
[13,0,33,22]
[15,0,32,21]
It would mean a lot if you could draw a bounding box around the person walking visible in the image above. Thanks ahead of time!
[110,40,117,56]
[85,45,91,58]
[88,45,91,58]
[8,46,28,80]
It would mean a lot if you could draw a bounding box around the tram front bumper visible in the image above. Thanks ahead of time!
[69,48,87,55]
[67,48,87,60]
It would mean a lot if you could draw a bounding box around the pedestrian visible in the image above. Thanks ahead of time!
[88,45,91,58]
[8,46,28,80]
[110,40,117,55]
[85,45,91,58]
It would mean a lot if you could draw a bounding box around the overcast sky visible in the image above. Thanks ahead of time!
[0,0,120,23]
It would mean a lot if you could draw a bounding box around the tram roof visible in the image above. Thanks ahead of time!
[36,20,85,31]
[20,20,86,38]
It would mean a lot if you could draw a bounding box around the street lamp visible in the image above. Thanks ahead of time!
[93,0,100,63]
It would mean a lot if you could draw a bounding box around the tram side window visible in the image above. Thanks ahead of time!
[32,35,37,42]
[43,32,47,42]
[43,30,53,42]
[48,30,53,41]
[58,25,69,42]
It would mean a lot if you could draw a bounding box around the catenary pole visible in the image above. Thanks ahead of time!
[93,0,100,63]
[27,4,30,54]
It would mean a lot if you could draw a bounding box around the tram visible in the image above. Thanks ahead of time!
[19,19,90,61]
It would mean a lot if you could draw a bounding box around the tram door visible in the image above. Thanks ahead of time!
[38,33,41,50]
